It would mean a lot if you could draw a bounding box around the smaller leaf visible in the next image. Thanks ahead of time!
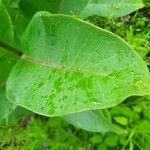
[64,110,122,133]
[2,0,20,24]
[110,106,139,119]
[2,107,32,125]
[104,134,119,147]
[18,0,145,19]
[19,0,58,18]
[113,116,128,126]
[0,87,16,122]
[0,0,14,44]
[132,105,142,113]
[81,0,145,18]
[89,134,103,144]
[136,120,150,133]
[97,143,107,150]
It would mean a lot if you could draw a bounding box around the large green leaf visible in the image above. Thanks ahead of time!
[64,110,122,133]
[0,0,18,84]
[0,0,19,121]
[6,12,150,117]
[18,0,144,18]
[80,0,145,17]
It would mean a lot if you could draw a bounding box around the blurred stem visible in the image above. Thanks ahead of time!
[0,40,22,56]
[121,130,135,150]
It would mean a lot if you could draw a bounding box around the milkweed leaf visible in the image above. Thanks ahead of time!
[6,12,150,117]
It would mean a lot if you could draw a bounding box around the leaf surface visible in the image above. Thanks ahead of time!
[2,0,20,23]
[19,0,60,18]
[0,0,13,44]
[80,0,145,17]
[16,0,145,43]
[64,110,122,133]
[18,0,144,18]
[0,88,16,121]
[0,0,19,121]
[0,106,32,125]
[0,0,18,84]
[6,12,150,117]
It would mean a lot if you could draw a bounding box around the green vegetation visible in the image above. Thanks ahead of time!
[1,97,150,149]
[0,0,150,149]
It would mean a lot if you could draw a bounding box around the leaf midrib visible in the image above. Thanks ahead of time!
[0,38,147,91]
[22,54,107,76]
[22,54,147,90]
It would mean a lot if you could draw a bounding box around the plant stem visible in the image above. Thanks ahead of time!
[0,40,22,56]
[121,130,135,150]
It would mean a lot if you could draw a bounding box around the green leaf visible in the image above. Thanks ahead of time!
[97,143,107,150]
[89,134,103,143]
[0,87,16,122]
[16,0,61,39]
[0,88,31,125]
[0,51,18,83]
[110,106,139,119]
[0,0,19,84]
[17,0,88,40]
[2,0,24,45]
[18,0,144,18]
[6,12,150,117]
[0,0,13,44]
[14,10,30,44]
[2,0,20,9]
[64,110,122,133]
[19,0,60,18]
[113,116,128,126]
[1,107,32,126]
[2,0,20,24]
[16,0,145,43]
[80,0,145,18]
[18,0,89,18]
[104,134,119,146]
[15,0,62,45]
[0,0,20,122]
[56,0,89,15]
[136,120,150,134]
